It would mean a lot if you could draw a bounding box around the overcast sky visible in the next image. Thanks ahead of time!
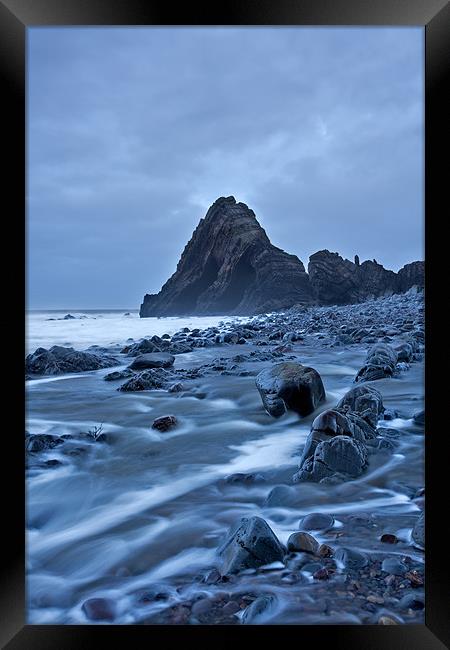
[28,27,423,309]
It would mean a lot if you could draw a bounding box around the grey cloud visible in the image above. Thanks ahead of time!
[28,27,423,308]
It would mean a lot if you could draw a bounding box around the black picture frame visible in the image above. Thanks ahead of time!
[2,0,448,647]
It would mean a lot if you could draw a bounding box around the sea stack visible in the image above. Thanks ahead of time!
[140,196,313,316]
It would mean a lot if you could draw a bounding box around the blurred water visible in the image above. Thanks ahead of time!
[25,331,424,624]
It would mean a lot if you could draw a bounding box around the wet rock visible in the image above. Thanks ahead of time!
[381,558,407,576]
[334,547,368,569]
[191,598,213,616]
[122,338,160,356]
[378,615,401,625]
[398,592,424,610]
[380,534,399,544]
[355,343,398,383]
[287,532,319,554]
[241,594,276,624]
[25,346,118,376]
[313,567,330,580]
[168,382,183,393]
[152,415,178,432]
[395,342,414,362]
[26,434,65,453]
[129,352,175,370]
[82,597,116,621]
[119,368,170,392]
[202,568,221,585]
[218,516,285,575]
[225,473,265,484]
[411,511,424,549]
[255,362,325,418]
[104,369,135,381]
[413,410,425,426]
[222,601,240,616]
[265,485,300,507]
[317,544,334,558]
[293,435,368,483]
[336,385,384,428]
[299,512,335,532]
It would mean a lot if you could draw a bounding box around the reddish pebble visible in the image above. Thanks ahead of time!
[380,534,398,544]
[313,568,329,580]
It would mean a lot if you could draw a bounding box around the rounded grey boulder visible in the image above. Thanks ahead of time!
[255,362,325,418]
[129,352,175,370]
[299,512,335,532]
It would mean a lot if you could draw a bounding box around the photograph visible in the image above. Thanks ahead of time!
[24,25,427,627]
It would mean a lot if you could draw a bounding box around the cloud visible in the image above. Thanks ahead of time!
[28,27,423,308]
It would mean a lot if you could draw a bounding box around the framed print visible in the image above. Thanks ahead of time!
[1,0,448,647]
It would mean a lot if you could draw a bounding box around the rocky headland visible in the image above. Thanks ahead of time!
[140,197,424,317]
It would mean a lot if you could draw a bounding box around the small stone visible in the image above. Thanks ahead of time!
[380,533,398,544]
[381,558,407,576]
[203,568,221,584]
[405,570,423,587]
[335,547,368,569]
[191,598,212,616]
[367,594,384,604]
[378,616,399,625]
[399,593,425,610]
[82,598,116,621]
[222,601,240,615]
[317,544,334,558]
[313,568,329,580]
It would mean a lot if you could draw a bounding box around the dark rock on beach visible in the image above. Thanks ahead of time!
[255,362,325,418]
[26,346,118,376]
[336,385,384,428]
[355,343,398,383]
[218,516,285,575]
[152,415,178,432]
[128,352,175,370]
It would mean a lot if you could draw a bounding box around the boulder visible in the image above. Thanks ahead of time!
[295,408,376,479]
[293,435,368,483]
[217,516,284,575]
[119,369,170,392]
[25,346,118,376]
[299,512,335,532]
[128,353,175,370]
[336,385,384,427]
[255,362,325,418]
[355,343,398,383]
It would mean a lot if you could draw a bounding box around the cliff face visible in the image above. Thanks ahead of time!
[397,261,425,292]
[140,196,313,316]
[140,198,424,317]
[308,251,424,305]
